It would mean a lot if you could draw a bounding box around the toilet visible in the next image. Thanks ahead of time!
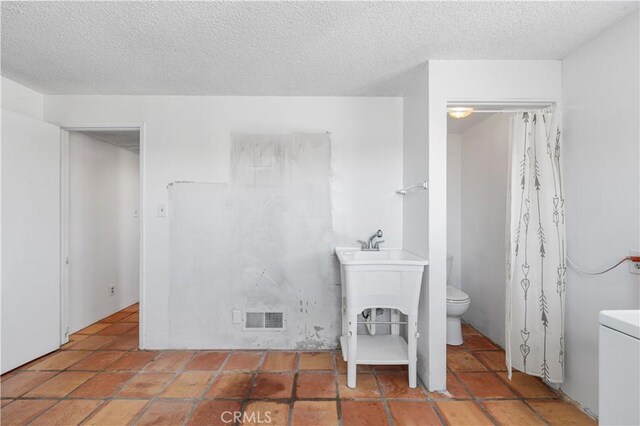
[446,256,471,346]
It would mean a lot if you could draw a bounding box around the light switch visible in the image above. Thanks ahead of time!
[157,203,167,217]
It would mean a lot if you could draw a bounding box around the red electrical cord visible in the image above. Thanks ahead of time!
[567,256,639,276]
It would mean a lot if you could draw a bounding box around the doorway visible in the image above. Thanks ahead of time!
[447,111,510,346]
[445,102,555,348]
[61,126,143,348]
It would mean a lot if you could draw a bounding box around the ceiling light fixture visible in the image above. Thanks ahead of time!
[448,107,474,119]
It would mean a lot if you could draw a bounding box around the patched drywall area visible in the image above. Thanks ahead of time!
[169,182,231,347]
[169,133,338,349]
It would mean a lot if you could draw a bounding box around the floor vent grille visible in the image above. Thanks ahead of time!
[243,310,285,330]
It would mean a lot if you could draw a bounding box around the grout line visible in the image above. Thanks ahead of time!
[182,351,233,426]
[288,351,300,426]
[447,367,499,425]
[334,354,343,426]
[25,396,109,426]
[521,399,553,425]
[135,350,204,425]
[79,398,150,426]
[372,372,395,426]
[430,401,448,425]
[198,351,232,400]
[139,351,211,423]
[239,352,268,424]
[475,401,501,426]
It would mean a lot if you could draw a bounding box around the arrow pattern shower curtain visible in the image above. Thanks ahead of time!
[506,110,565,383]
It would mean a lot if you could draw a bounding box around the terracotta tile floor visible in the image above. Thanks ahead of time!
[1,307,597,425]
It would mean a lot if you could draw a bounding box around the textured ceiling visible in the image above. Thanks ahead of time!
[2,1,638,96]
[77,130,140,154]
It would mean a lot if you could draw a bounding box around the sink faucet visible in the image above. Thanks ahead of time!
[357,229,385,251]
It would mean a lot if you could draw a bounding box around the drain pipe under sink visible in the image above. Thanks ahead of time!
[365,308,386,335]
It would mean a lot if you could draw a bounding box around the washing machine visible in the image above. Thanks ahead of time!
[599,310,640,426]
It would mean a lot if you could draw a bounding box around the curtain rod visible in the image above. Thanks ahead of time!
[465,108,555,113]
[448,101,555,107]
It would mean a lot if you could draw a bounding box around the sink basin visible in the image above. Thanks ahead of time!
[335,248,428,306]
[335,247,429,266]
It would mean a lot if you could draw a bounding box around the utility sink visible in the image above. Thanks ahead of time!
[335,246,428,321]
[335,247,428,388]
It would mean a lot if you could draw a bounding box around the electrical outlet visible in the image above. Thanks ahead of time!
[232,310,242,324]
[109,286,115,296]
[630,250,640,275]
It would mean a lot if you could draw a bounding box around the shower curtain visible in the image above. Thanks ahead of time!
[506,110,565,383]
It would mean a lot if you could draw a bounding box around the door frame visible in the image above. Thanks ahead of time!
[434,98,558,390]
[59,122,146,349]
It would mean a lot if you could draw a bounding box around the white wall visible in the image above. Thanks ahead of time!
[1,77,44,120]
[403,68,429,258]
[402,65,435,387]
[44,96,403,348]
[447,133,461,289]
[68,132,140,333]
[459,114,511,347]
[561,12,639,416]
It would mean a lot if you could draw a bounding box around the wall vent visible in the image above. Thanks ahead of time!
[243,310,286,331]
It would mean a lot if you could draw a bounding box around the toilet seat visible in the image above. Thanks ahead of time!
[446,285,470,303]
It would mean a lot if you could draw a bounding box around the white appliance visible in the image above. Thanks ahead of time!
[599,310,640,426]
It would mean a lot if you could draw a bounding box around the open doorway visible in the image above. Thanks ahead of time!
[445,103,555,350]
[443,107,523,397]
[61,128,142,347]
[446,111,510,348]
[444,102,564,397]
